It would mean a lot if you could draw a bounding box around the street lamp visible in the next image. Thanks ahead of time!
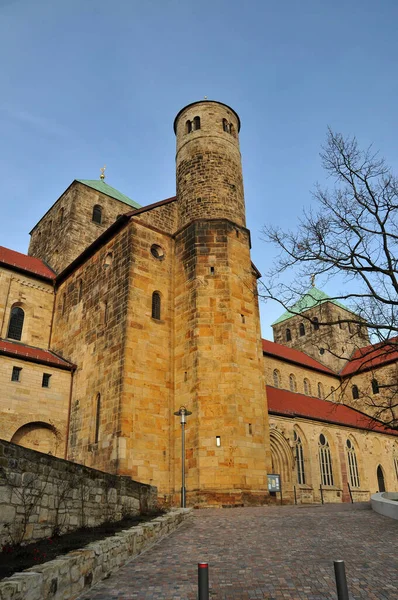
[174,405,192,508]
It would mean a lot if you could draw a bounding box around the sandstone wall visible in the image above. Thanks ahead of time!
[28,182,137,274]
[273,303,369,373]
[118,219,174,498]
[0,355,71,457]
[173,219,271,506]
[0,439,157,548]
[135,200,178,235]
[268,415,398,504]
[0,267,54,348]
[50,225,133,472]
[263,354,341,401]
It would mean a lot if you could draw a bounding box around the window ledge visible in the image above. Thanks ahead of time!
[151,318,165,324]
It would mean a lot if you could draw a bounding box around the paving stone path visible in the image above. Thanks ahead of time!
[79,503,398,599]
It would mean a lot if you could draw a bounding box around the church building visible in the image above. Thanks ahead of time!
[0,100,397,506]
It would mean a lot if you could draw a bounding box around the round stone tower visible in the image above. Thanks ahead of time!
[174,100,246,229]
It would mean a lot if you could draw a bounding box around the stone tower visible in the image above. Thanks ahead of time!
[173,101,271,505]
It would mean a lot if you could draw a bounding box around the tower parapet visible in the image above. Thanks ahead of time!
[174,100,246,229]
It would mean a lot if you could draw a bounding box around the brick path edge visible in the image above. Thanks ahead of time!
[0,508,192,600]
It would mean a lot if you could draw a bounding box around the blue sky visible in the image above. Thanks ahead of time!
[1,0,397,338]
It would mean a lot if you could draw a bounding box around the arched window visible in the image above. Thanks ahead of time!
[186,120,192,134]
[92,205,102,224]
[94,393,101,444]
[303,378,311,396]
[317,382,324,399]
[346,439,360,488]
[152,292,161,320]
[313,317,319,331]
[273,369,280,388]
[7,306,25,341]
[330,386,336,401]
[352,385,359,400]
[377,465,386,492]
[294,430,306,485]
[193,116,201,130]
[319,434,334,486]
[371,379,379,394]
[299,322,305,337]
[286,328,291,342]
[289,373,297,393]
[104,252,113,269]
[222,118,229,132]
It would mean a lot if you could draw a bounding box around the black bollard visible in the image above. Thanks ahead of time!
[334,560,349,600]
[198,562,209,600]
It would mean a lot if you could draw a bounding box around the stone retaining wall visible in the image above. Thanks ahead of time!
[0,508,191,600]
[0,439,157,547]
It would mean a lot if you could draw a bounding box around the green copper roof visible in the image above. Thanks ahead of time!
[272,287,350,326]
[77,179,141,209]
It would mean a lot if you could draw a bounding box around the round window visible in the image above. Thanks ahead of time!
[151,244,165,260]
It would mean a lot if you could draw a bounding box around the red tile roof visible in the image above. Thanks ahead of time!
[0,246,55,281]
[341,338,398,375]
[0,339,74,370]
[266,385,398,436]
[262,339,335,375]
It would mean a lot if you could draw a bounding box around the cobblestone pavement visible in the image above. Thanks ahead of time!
[79,503,398,599]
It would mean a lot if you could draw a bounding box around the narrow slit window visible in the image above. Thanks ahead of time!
[299,322,305,336]
[7,306,25,341]
[92,205,102,224]
[313,317,319,331]
[152,292,161,320]
[42,373,51,388]
[11,366,22,382]
[371,379,379,394]
[186,120,192,134]
[94,393,101,444]
[352,385,359,400]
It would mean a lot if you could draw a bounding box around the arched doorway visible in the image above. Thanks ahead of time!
[11,422,60,455]
[269,429,294,491]
[377,465,386,492]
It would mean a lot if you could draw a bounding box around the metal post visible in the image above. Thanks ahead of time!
[280,479,283,506]
[320,484,324,504]
[198,563,209,600]
[347,481,353,503]
[181,418,186,508]
[174,406,191,509]
[334,560,349,600]
[294,485,297,505]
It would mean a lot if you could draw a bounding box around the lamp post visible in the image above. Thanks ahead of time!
[174,405,192,508]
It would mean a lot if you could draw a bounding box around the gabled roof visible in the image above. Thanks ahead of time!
[76,179,141,209]
[341,338,398,376]
[0,339,74,370]
[0,246,55,281]
[272,287,350,326]
[262,338,335,375]
[266,386,398,436]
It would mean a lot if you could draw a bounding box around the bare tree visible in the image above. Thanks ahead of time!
[262,129,398,428]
